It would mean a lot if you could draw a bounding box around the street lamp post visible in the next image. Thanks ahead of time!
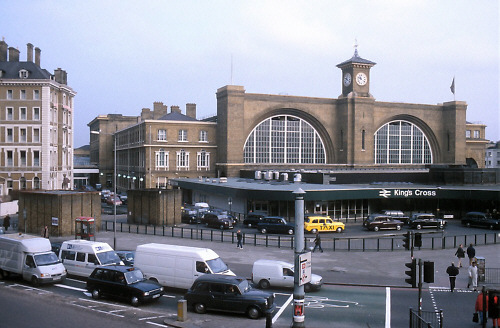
[91,130,117,249]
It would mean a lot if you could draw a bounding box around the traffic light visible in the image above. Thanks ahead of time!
[423,261,434,283]
[405,259,417,287]
[402,231,411,250]
[414,233,422,248]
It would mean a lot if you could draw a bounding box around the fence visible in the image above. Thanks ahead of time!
[485,268,500,284]
[102,221,500,252]
[409,308,443,328]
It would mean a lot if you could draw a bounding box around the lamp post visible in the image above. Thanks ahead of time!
[91,130,117,249]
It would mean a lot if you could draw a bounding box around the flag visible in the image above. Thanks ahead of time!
[450,77,455,95]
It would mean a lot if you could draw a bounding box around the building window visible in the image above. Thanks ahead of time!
[34,151,40,166]
[20,90,26,100]
[20,128,27,142]
[197,150,210,170]
[7,150,13,166]
[157,129,167,141]
[20,151,27,166]
[466,130,471,138]
[199,130,208,142]
[34,90,40,100]
[473,130,480,139]
[155,149,169,168]
[34,177,40,189]
[33,107,40,120]
[374,120,432,164]
[6,107,13,120]
[361,130,366,150]
[243,115,326,164]
[33,128,40,142]
[178,130,188,142]
[20,107,27,120]
[20,177,26,190]
[6,128,13,142]
[7,90,13,99]
[19,69,29,79]
[176,149,189,170]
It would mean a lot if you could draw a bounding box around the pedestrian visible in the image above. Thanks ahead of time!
[236,230,243,249]
[3,215,10,231]
[455,244,465,268]
[467,243,476,266]
[446,262,459,292]
[468,261,478,291]
[41,225,49,238]
[475,290,488,325]
[312,232,323,253]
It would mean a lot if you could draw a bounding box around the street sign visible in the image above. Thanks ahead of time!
[299,252,312,286]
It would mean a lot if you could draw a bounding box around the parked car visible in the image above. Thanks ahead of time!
[86,265,164,306]
[115,250,135,266]
[182,205,201,224]
[304,215,344,233]
[461,212,500,230]
[243,211,267,228]
[203,213,234,230]
[106,196,122,206]
[206,209,237,225]
[252,259,322,291]
[363,214,403,231]
[118,192,128,204]
[184,274,275,319]
[408,213,446,230]
[257,216,294,235]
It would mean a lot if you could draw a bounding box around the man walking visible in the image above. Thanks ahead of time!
[446,262,460,292]
[467,243,476,266]
[3,215,10,232]
[312,232,323,253]
[236,230,243,249]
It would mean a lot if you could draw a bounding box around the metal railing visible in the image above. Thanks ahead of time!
[485,268,500,284]
[409,308,443,328]
[102,221,500,252]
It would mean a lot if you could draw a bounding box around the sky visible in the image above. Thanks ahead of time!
[2,0,499,148]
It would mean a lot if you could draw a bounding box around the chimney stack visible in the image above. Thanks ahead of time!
[153,102,167,119]
[27,43,34,62]
[0,39,7,62]
[8,47,20,62]
[186,103,197,119]
[35,47,41,66]
[54,68,68,85]
[171,105,181,114]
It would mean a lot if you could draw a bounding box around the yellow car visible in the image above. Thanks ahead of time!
[304,215,345,233]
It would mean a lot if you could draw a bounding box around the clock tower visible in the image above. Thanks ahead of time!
[337,45,376,98]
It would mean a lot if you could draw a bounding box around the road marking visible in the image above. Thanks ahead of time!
[139,315,168,321]
[66,277,85,284]
[273,293,293,324]
[70,302,125,318]
[54,283,86,292]
[146,322,168,327]
[162,294,176,298]
[385,287,391,328]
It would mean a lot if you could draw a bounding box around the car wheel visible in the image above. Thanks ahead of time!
[0,269,8,279]
[304,283,311,292]
[194,303,206,314]
[287,229,294,235]
[336,227,343,233]
[373,226,379,232]
[260,228,267,234]
[259,279,270,289]
[247,306,261,320]
[311,229,318,234]
[131,296,140,307]
[490,225,494,230]
[466,223,471,228]
[416,224,422,230]
[396,225,402,231]
[92,289,100,300]
[31,276,39,287]
[247,223,252,228]
[219,225,225,230]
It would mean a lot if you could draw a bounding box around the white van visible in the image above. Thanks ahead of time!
[58,240,123,278]
[0,234,66,285]
[252,259,323,291]
[134,243,235,289]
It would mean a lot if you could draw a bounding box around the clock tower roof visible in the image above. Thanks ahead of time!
[336,48,376,69]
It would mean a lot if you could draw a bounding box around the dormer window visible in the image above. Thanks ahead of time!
[19,69,29,79]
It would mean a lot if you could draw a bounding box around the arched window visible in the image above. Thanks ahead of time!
[374,120,432,164]
[243,115,326,164]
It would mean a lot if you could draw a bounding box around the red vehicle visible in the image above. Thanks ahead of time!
[106,196,122,206]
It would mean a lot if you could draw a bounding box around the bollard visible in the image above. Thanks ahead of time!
[266,311,272,328]
[177,299,187,322]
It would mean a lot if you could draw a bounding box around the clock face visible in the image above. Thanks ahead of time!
[343,73,352,87]
[356,72,367,86]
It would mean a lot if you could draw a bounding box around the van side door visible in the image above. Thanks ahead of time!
[22,254,37,281]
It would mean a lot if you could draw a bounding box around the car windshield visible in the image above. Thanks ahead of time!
[206,257,229,273]
[34,252,60,266]
[97,251,122,265]
[124,269,145,284]
[237,278,251,292]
